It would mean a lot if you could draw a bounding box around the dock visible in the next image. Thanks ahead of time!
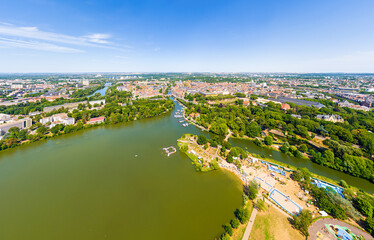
[163,146,176,156]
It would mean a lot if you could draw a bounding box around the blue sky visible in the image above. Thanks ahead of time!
[0,0,373,73]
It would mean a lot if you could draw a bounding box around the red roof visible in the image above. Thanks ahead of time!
[89,116,105,122]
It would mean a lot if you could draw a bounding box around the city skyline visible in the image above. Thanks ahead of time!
[0,0,373,73]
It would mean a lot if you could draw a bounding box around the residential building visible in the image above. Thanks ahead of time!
[281,103,291,110]
[40,113,75,127]
[316,115,344,123]
[88,116,105,124]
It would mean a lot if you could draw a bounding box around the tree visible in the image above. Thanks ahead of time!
[51,124,64,135]
[292,168,311,183]
[219,233,231,240]
[36,126,48,135]
[250,94,258,100]
[299,144,308,153]
[181,144,188,153]
[234,207,249,224]
[280,143,288,153]
[210,119,228,136]
[353,197,373,218]
[222,223,233,236]
[246,121,261,138]
[226,154,233,163]
[364,217,374,236]
[197,135,208,145]
[296,125,309,138]
[230,218,240,229]
[339,179,348,188]
[264,135,273,146]
[247,181,259,200]
[210,158,220,170]
[292,209,313,236]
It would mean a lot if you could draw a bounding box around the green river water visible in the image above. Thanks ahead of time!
[0,101,243,240]
[0,98,373,239]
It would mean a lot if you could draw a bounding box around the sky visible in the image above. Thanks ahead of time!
[0,0,373,73]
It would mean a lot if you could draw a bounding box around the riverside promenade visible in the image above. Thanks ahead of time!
[241,207,258,240]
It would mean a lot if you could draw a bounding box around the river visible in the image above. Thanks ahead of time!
[88,82,111,97]
[0,100,242,240]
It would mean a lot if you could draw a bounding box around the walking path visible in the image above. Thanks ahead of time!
[241,207,258,240]
[225,129,232,141]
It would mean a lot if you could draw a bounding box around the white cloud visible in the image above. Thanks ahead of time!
[0,37,83,53]
[85,33,111,44]
[0,22,130,52]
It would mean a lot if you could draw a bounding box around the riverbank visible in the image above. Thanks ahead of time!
[0,100,174,155]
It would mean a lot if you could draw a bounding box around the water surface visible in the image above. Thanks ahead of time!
[0,102,243,240]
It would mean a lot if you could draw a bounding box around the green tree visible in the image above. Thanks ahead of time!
[210,158,220,170]
[364,217,374,236]
[36,126,48,135]
[197,135,208,145]
[230,218,240,229]
[353,198,373,218]
[222,223,233,236]
[247,181,259,200]
[246,121,261,137]
[292,209,313,236]
[264,135,273,146]
[181,144,188,153]
[299,144,308,153]
[234,207,249,224]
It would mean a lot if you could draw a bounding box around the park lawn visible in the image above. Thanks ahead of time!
[231,201,253,240]
[249,206,304,240]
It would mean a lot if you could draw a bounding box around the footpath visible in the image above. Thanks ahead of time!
[241,207,258,240]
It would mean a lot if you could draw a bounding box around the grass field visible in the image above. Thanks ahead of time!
[249,205,305,240]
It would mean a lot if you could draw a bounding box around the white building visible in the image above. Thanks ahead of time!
[40,113,75,127]
[0,118,32,138]
[82,79,90,86]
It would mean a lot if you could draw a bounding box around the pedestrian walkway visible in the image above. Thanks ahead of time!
[241,208,258,240]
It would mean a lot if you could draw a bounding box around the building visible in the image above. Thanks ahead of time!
[338,100,370,111]
[11,84,24,89]
[316,115,344,123]
[291,114,301,119]
[89,99,106,106]
[117,86,129,92]
[88,116,105,124]
[0,118,32,138]
[281,103,291,110]
[40,113,75,127]
[0,113,11,123]
[82,79,90,86]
